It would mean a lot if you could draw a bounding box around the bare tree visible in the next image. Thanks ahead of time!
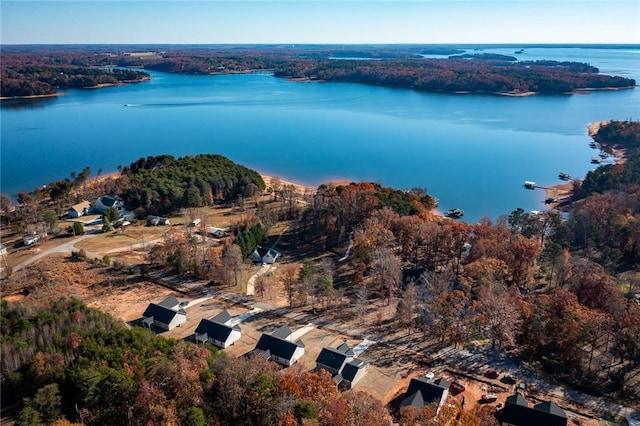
[355,283,369,325]
[221,244,243,288]
[474,285,522,350]
[280,264,301,308]
[395,282,418,336]
[270,176,282,201]
[370,247,402,305]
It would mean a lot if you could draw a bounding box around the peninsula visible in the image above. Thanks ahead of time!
[1,44,635,99]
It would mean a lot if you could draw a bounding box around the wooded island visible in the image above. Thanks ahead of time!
[1,45,635,98]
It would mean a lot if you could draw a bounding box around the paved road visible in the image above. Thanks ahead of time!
[12,234,96,272]
[12,233,165,273]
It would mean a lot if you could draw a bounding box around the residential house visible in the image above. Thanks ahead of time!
[249,245,280,264]
[94,195,124,213]
[253,325,305,367]
[194,310,242,349]
[141,296,187,330]
[315,342,368,389]
[68,200,92,218]
[402,268,427,288]
[340,358,368,390]
[0,244,7,256]
[157,295,180,310]
[400,377,450,414]
[147,215,171,226]
[501,393,567,426]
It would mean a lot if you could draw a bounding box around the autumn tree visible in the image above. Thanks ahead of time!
[280,264,302,308]
[474,285,522,350]
[370,247,402,305]
[221,243,243,287]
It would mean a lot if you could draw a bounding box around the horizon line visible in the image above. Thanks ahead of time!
[3,42,640,47]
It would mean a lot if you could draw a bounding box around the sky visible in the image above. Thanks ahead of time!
[1,0,639,45]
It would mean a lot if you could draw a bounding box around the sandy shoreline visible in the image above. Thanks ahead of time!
[87,120,624,219]
[0,93,63,101]
[543,120,628,207]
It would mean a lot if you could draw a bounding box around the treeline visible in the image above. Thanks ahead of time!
[120,154,265,216]
[299,182,436,249]
[2,46,635,98]
[273,58,636,94]
[0,298,394,426]
[1,65,149,97]
[554,121,640,269]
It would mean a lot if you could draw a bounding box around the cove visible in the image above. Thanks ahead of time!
[2,47,639,223]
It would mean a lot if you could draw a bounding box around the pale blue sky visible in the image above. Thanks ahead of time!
[1,1,639,45]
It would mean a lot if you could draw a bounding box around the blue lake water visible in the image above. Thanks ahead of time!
[2,46,639,223]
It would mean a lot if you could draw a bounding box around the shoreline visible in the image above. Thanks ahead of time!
[1,77,151,100]
[543,120,629,209]
[0,93,63,101]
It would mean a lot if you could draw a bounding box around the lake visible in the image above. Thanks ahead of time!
[2,46,639,223]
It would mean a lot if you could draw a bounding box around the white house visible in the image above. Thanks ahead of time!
[249,246,280,264]
[141,295,187,330]
[401,377,450,415]
[253,325,305,367]
[340,358,368,389]
[94,195,124,213]
[68,200,92,218]
[194,310,242,349]
[315,342,368,389]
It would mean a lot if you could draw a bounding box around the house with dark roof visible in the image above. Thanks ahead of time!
[402,268,427,288]
[315,342,368,389]
[94,195,124,213]
[141,296,187,330]
[248,245,280,264]
[501,393,567,426]
[340,358,368,390]
[68,200,92,218]
[157,295,180,310]
[194,310,242,349]
[401,377,450,414]
[253,325,305,367]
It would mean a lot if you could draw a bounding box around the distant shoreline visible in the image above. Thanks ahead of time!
[0,76,151,100]
[0,93,62,101]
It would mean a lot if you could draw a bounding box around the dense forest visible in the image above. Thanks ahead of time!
[0,298,394,426]
[273,58,635,94]
[120,154,266,217]
[0,63,149,97]
[1,45,635,97]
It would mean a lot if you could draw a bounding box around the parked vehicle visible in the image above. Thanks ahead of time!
[502,374,517,384]
[450,381,465,393]
[424,371,435,381]
[481,393,498,403]
[485,369,500,379]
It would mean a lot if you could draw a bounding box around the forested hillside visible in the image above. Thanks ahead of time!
[120,154,265,216]
[1,45,635,98]
[273,58,635,94]
[0,64,149,98]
